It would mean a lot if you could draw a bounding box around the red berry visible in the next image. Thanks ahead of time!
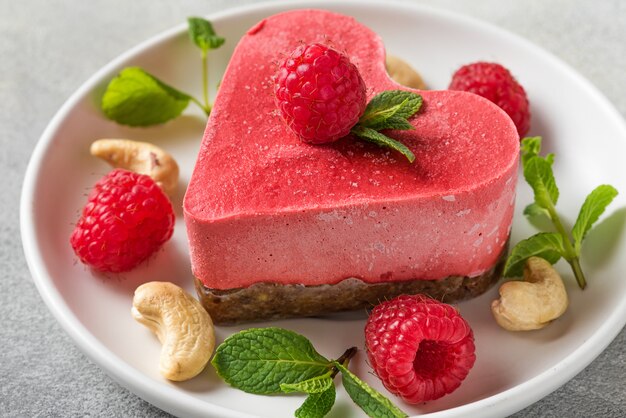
[449,62,530,137]
[365,294,476,403]
[70,169,175,273]
[274,43,367,144]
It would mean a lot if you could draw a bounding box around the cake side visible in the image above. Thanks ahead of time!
[186,172,516,289]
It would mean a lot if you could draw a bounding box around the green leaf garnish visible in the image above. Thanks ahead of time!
[523,202,549,219]
[187,17,225,113]
[361,90,423,125]
[504,232,565,277]
[280,373,334,394]
[376,116,415,131]
[294,385,336,418]
[520,135,542,164]
[523,155,560,208]
[212,329,405,418]
[187,17,225,51]
[211,327,330,394]
[101,67,191,126]
[506,136,619,289]
[350,90,422,162]
[361,90,423,120]
[335,363,408,418]
[101,17,224,125]
[572,184,618,252]
[351,125,415,163]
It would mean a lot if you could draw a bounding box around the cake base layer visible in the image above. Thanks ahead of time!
[196,244,507,324]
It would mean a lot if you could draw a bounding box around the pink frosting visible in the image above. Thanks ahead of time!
[183,9,520,290]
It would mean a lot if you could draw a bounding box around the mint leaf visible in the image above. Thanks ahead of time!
[101,67,191,126]
[572,185,618,251]
[211,328,331,394]
[521,136,555,167]
[524,202,549,218]
[187,17,225,50]
[504,232,565,277]
[521,137,558,208]
[376,116,415,131]
[523,202,554,232]
[335,363,407,418]
[294,385,336,418]
[359,98,408,130]
[520,136,542,165]
[523,155,560,209]
[360,90,422,129]
[351,125,415,163]
[281,373,334,394]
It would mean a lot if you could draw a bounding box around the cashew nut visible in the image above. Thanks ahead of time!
[131,282,215,381]
[90,139,179,196]
[386,55,427,90]
[491,257,569,331]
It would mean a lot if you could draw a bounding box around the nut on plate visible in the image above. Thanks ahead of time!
[491,257,569,331]
[132,281,215,381]
[90,139,179,196]
[386,55,427,90]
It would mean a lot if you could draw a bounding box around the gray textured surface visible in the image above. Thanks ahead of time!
[2,0,625,417]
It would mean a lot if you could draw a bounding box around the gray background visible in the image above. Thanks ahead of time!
[2,0,625,417]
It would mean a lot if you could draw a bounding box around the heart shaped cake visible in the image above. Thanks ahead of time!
[183,9,519,323]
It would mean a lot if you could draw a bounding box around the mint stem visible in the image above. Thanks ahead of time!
[201,48,212,114]
[190,96,211,116]
[331,347,357,378]
[569,257,587,290]
[547,205,587,289]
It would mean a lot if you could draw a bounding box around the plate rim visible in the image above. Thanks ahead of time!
[20,1,626,417]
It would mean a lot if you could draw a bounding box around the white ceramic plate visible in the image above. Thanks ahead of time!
[21,1,626,417]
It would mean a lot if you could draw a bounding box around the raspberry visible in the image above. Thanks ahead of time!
[274,43,367,144]
[449,62,530,137]
[365,294,476,403]
[70,169,175,273]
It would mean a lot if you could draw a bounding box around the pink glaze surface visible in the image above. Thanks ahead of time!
[183,9,520,290]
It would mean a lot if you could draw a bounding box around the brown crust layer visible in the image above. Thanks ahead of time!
[196,245,507,324]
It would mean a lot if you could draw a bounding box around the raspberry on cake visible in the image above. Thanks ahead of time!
[274,42,367,143]
[183,9,520,323]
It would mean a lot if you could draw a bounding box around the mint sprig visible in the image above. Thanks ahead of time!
[504,136,618,289]
[101,17,224,126]
[187,17,225,114]
[351,90,423,162]
[212,327,407,418]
